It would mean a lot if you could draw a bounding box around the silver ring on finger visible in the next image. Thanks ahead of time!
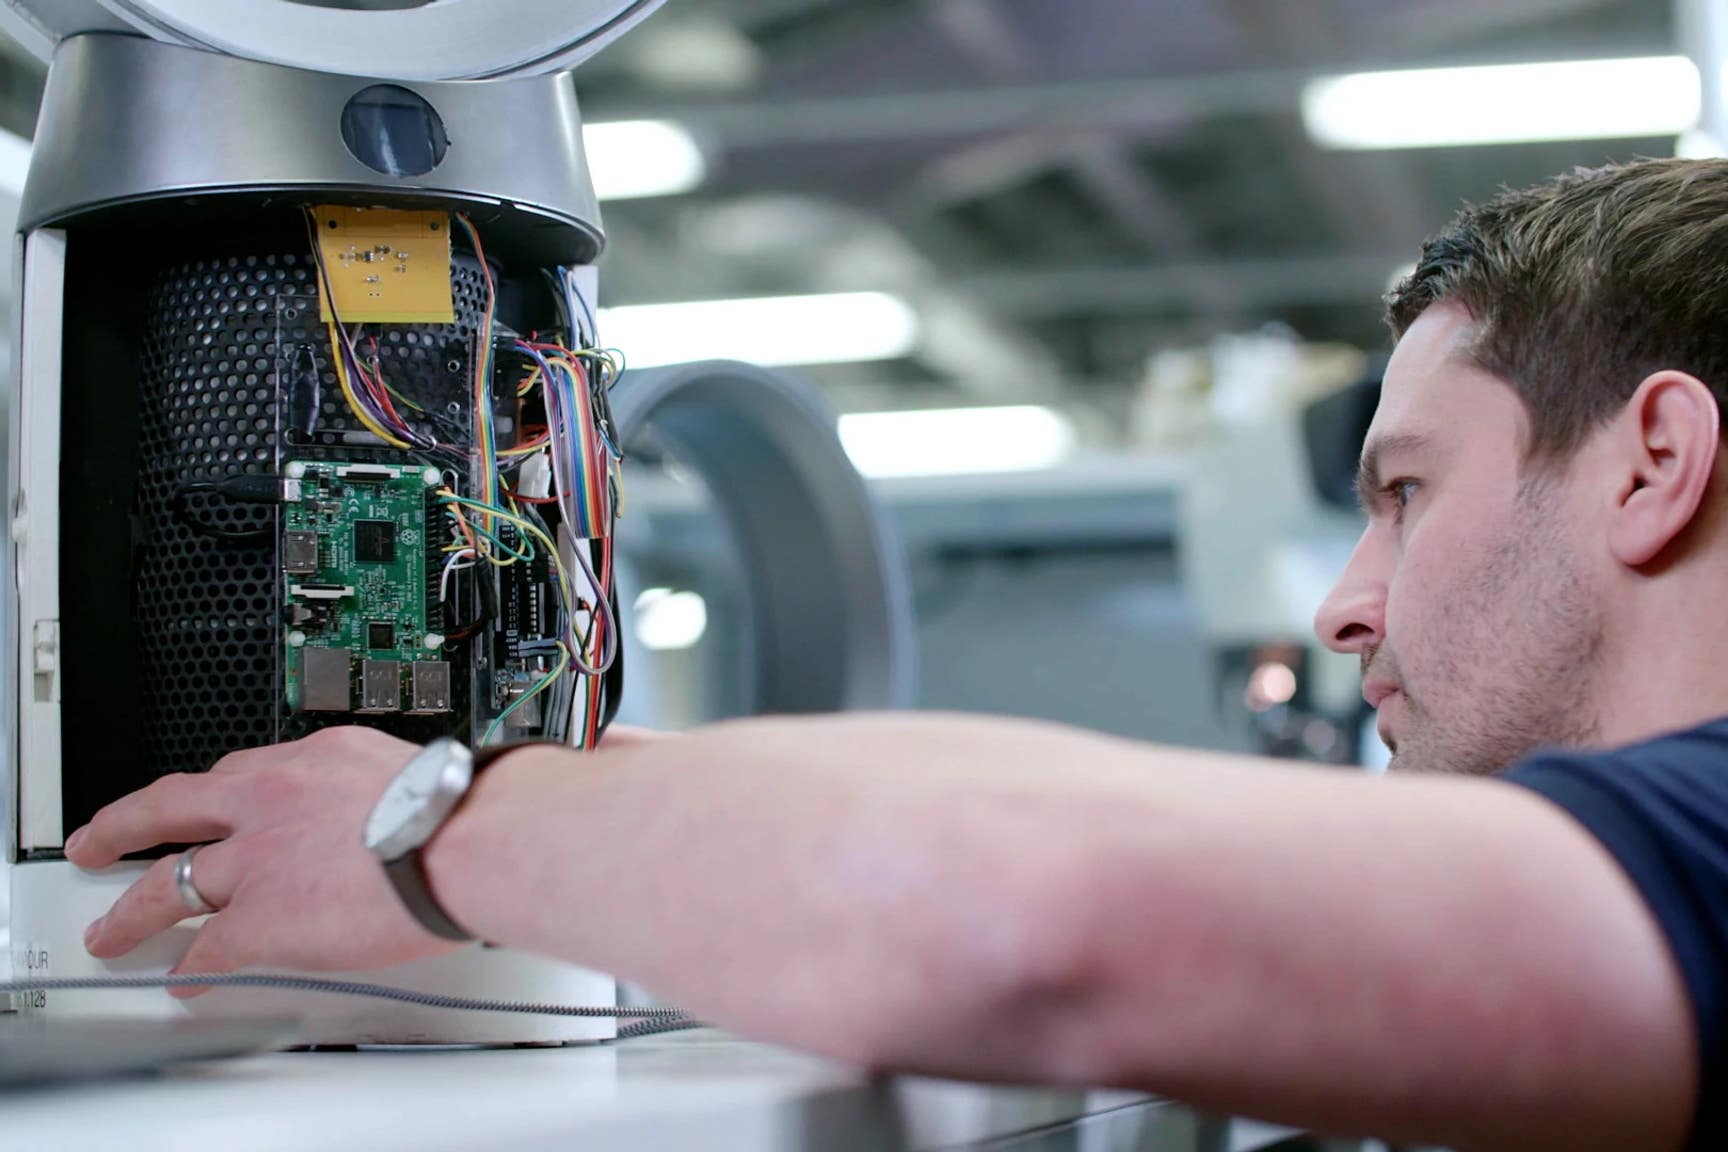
[175,844,219,916]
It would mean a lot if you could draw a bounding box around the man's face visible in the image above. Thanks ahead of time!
[1313,301,1604,774]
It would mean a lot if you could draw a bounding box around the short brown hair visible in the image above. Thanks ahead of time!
[1388,157,1728,462]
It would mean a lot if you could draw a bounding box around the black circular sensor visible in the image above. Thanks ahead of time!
[340,84,449,178]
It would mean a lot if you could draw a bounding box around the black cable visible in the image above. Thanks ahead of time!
[170,475,283,544]
[597,562,625,740]
[293,343,321,439]
[211,475,286,504]
[443,559,499,643]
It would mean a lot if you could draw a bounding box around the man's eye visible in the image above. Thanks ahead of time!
[1388,480,1420,512]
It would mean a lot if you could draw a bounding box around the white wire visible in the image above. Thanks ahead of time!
[440,548,476,603]
[519,346,582,546]
[547,361,580,540]
[568,535,618,675]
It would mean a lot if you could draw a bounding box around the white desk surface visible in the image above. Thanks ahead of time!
[0,1029,1228,1152]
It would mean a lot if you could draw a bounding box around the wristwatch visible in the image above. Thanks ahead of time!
[364,738,534,942]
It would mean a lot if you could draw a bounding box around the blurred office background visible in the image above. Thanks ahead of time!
[575,0,1714,766]
[0,0,1716,764]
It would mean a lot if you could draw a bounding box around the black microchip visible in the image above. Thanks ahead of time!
[367,622,396,650]
[354,520,396,563]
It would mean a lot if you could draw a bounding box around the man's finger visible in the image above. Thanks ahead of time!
[84,839,244,960]
[166,916,251,1000]
[65,773,237,868]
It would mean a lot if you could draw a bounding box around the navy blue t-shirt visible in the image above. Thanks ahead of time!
[1506,719,1728,1149]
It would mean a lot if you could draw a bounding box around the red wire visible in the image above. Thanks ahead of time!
[347,333,409,431]
[370,371,409,429]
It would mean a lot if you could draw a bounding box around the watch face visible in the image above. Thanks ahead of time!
[365,739,473,860]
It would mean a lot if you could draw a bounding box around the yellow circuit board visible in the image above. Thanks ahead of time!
[314,205,455,324]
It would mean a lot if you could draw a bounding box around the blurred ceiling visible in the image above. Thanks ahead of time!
[0,0,1683,423]
[577,0,1678,416]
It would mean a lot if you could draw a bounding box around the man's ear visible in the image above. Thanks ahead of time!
[1607,371,1721,568]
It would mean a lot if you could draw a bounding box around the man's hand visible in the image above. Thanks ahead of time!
[65,727,465,994]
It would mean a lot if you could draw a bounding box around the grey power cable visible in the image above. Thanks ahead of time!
[615,1016,706,1040]
[0,974,700,1038]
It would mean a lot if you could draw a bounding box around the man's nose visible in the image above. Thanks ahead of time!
[1314,532,1387,656]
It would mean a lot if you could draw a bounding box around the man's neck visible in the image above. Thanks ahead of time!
[1595,579,1728,747]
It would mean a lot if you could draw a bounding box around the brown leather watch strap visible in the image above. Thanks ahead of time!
[393,740,551,943]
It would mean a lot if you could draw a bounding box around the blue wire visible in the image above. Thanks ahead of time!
[557,266,599,347]
[547,269,623,462]
[515,341,602,539]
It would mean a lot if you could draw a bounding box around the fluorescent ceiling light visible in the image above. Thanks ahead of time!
[583,120,706,201]
[1303,56,1699,150]
[633,588,709,652]
[838,406,1076,479]
[598,292,919,368]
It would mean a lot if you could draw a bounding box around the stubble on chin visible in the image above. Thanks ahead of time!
[1389,486,1603,776]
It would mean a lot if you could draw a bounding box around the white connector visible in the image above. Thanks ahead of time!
[518,450,554,499]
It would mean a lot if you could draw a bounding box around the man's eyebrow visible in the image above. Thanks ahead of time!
[1356,432,1433,512]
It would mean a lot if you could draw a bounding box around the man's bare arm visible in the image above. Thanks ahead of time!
[67,713,1693,1151]
[430,713,1694,1152]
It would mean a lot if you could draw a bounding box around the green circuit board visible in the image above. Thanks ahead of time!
[281,459,451,715]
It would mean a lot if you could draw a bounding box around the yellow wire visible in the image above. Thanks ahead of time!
[442,490,563,580]
[439,490,576,640]
[482,641,572,746]
[442,501,520,568]
[327,322,412,449]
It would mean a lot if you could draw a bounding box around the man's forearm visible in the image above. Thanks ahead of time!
[425,713,1693,1151]
[425,714,1112,1076]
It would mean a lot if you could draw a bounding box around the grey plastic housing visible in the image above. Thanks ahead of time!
[22,34,607,265]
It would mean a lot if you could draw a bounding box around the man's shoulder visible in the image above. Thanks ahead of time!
[1500,718,1728,921]
[1503,715,1728,1152]
[1626,715,1728,755]
[1509,716,1728,789]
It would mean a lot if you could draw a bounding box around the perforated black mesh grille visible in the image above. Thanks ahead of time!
[135,252,490,776]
